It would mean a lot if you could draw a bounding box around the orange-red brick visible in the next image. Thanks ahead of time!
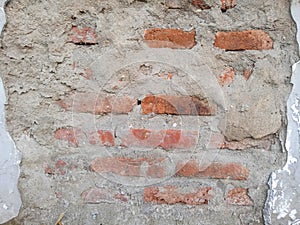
[144,28,196,49]
[144,186,212,205]
[221,0,236,12]
[121,129,198,150]
[176,160,249,180]
[90,157,166,178]
[58,93,136,115]
[226,188,253,206]
[214,30,273,50]
[69,26,97,44]
[141,95,216,115]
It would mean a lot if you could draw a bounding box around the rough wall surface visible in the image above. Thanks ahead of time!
[0,0,298,224]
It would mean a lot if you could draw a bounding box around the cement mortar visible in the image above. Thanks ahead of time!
[0,0,298,224]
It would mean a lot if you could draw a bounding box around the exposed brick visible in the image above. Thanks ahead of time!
[90,157,166,178]
[69,26,97,45]
[89,130,115,146]
[81,188,113,203]
[141,95,216,116]
[114,193,128,202]
[144,28,196,49]
[192,0,211,9]
[176,160,249,180]
[79,68,93,80]
[54,128,83,147]
[121,129,198,150]
[243,64,254,80]
[226,188,253,206]
[208,133,273,150]
[55,127,115,147]
[214,30,273,50]
[221,0,236,12]
[144,186,212,205]
[44,159,83,176]
[221,136,273,150]
[218,67,235,86]
[58,93,136,115]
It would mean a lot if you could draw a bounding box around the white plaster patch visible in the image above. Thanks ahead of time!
[0,0,22,223]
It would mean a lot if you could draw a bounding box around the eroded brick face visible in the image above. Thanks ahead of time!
[90,157,166,178]
[144,186,212,205]
[120,129,198,150]
[214,30,273,50]
[226,188,253,206]
[69,26,97,44]
[58,93,136,115]
[176,160,249,180]
[144,28,196,49]
[141,95,216,115]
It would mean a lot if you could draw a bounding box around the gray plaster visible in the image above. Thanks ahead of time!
[264,1,300,224]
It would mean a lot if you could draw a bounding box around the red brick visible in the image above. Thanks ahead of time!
[89,130,115,146]
[208,133,273,150]
[58,93,136,115]
[218,67,235,86]
[221,137,273,150]
[221,0,236,12]
[243,64,254,80]
[144,186,212,205]
[44,165,54,175]
[192,0,211,9]
[144,28,196,49]
[81,188,113,203]
[214,30,273,50]
[90,157,166,178]
[54,128,83,147]
[69,26,97,44]
[79,68,93,80]
[141,95,216,115]
[121,129,198,150]
[114,193,128,202]
[226,188,253,206]
[176,160,249,180]
[55,127,115,147]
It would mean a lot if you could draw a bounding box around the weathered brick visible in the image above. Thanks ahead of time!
[192,0,211,9]
[144,186,212,205]
[144,28,196,49]
[243,64,254,80]
[54,128,83,147]
[44,159,82,176]
[58,93,136,115]
[81,187,129,203]
[218,67,235,86]
[226,188,253,206]
[90,157,166,178]
[214,30,273,50]
[69,26,97,44]
[89,130,115,146]
[208,133,273,150]
[79,68,93,80]
[176,160,249,180]
[121,129,198,150]
[141,95,216,115]
[221,0,236,12]
[54,127,115,147]
[81,188,113,203]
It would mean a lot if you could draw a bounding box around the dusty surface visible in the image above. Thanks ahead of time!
[0,0,298,224]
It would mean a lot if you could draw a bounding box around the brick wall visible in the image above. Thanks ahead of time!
[0,0,297,224]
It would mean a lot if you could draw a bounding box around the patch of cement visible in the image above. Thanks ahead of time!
[0,0,21,223]
[264,1,300,224]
